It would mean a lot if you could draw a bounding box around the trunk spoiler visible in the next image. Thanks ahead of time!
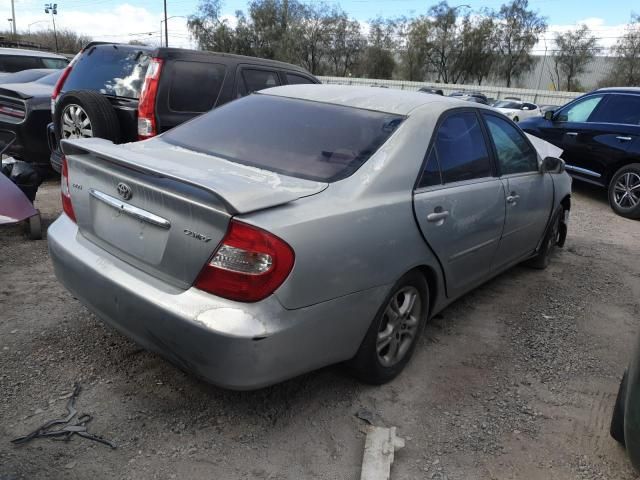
[61,137,328,215]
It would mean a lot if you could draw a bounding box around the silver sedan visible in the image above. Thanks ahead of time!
[48,85,572,389]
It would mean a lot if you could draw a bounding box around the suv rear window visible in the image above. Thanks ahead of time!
[168,61,226,112]
[63,45,151,99]
[163,94,404,182]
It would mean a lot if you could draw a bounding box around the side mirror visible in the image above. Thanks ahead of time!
[544,110,555,121]
[540,156,565,174]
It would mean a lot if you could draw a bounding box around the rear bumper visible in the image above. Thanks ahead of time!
[48,215,387,389]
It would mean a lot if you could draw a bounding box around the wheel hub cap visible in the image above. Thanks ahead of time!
[376,286,422,367]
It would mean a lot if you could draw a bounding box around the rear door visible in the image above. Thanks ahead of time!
[580,93,640,180]
[156,60,227,132]
[413,110,506,298]
[482,113,553,269]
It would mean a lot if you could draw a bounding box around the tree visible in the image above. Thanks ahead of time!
[550,25,600,91]
[17,29,91,53]
[361,18,396,79]
[494,0,546,87]
[458,14,498,85]
[422,2,465,84]
[396,16,430,81]
[602,14,640,87]
[326,13,365,77]
[188,0,237,52]
[289,3,334,74]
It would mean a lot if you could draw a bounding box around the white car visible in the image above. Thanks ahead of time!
[493,100,540,122]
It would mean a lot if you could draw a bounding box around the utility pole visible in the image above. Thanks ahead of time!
[44,3,58,53]
[163,0,169,48]
[10,0,16,37]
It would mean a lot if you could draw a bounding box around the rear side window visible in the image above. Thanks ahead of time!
[590,94,640,125]
[162,94,404,182]
[63,46,151,99]
[168,61,226,112]
[418,148,442,188]
[0,55,43,73]
[241,69,280,95]
[432,112,492,184]
[285,73,314,85]
[41,58,69,69]
[484,115,539,175]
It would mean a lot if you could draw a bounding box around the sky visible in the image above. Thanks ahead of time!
[1,0,638,52]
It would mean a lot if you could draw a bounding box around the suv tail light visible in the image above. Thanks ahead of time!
[194,220,295,302]
[51,52,81,114]
[61,156,76,223]
[137,57,163,139]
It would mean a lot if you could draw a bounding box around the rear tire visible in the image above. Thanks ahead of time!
[608,164,640,219]
[611,370,628,445]
[348,271,429,385]
[25,211,42,240]
[55,90,121,144]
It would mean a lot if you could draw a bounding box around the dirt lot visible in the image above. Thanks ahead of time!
[1,179,639,480]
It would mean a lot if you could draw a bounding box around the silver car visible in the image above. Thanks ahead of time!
[48,85,572,389]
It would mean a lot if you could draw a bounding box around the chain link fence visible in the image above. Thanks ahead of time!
[319,75,582,106]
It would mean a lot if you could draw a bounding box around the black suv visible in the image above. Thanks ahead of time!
[48,43,319,172]
[520,88,640,219]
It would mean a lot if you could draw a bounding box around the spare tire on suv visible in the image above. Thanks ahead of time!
[54,90,121,144]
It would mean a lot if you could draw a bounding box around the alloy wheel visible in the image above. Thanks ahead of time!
[376,286,422,367]
[613,172,640,209]
[61,104,93,140]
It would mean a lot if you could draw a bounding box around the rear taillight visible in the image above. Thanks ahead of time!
[137,57,163,139]
[194,220,295,302]
[61,156,76,223]
[51,52,80,114]
[0,105,25,119]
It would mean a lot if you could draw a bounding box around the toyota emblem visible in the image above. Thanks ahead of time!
[116,182,132,201]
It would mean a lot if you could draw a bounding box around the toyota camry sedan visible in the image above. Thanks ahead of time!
[48,85,572,389]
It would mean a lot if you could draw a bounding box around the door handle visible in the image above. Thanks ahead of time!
[427,211,449,222]
[506,193,520,204]
[616,136,632,142]
[565,132,578,137]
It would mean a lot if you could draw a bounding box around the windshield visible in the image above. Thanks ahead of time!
[162,94,405,182]
[62,45,151,99]
[494,100,522,109]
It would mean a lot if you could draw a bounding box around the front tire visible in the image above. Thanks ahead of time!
[608,164,640,219]
[348,271,429,385]
[527,208,563,269]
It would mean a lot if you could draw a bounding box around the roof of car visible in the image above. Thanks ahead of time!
[81,43,312,75]
[0,47,67,59]
[593,87,640,94]
[260,84,471,115]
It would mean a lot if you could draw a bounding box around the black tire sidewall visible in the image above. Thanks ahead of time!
[349,270,429,384]
[608,164,640,219]
[54,90,121,144]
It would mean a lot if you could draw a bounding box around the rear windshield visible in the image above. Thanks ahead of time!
[63,45,151,99]
[162,94,405,182]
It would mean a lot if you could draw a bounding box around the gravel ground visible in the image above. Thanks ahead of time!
[1,179,639,480]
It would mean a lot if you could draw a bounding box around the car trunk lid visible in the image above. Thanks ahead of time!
[61,138,327,289]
